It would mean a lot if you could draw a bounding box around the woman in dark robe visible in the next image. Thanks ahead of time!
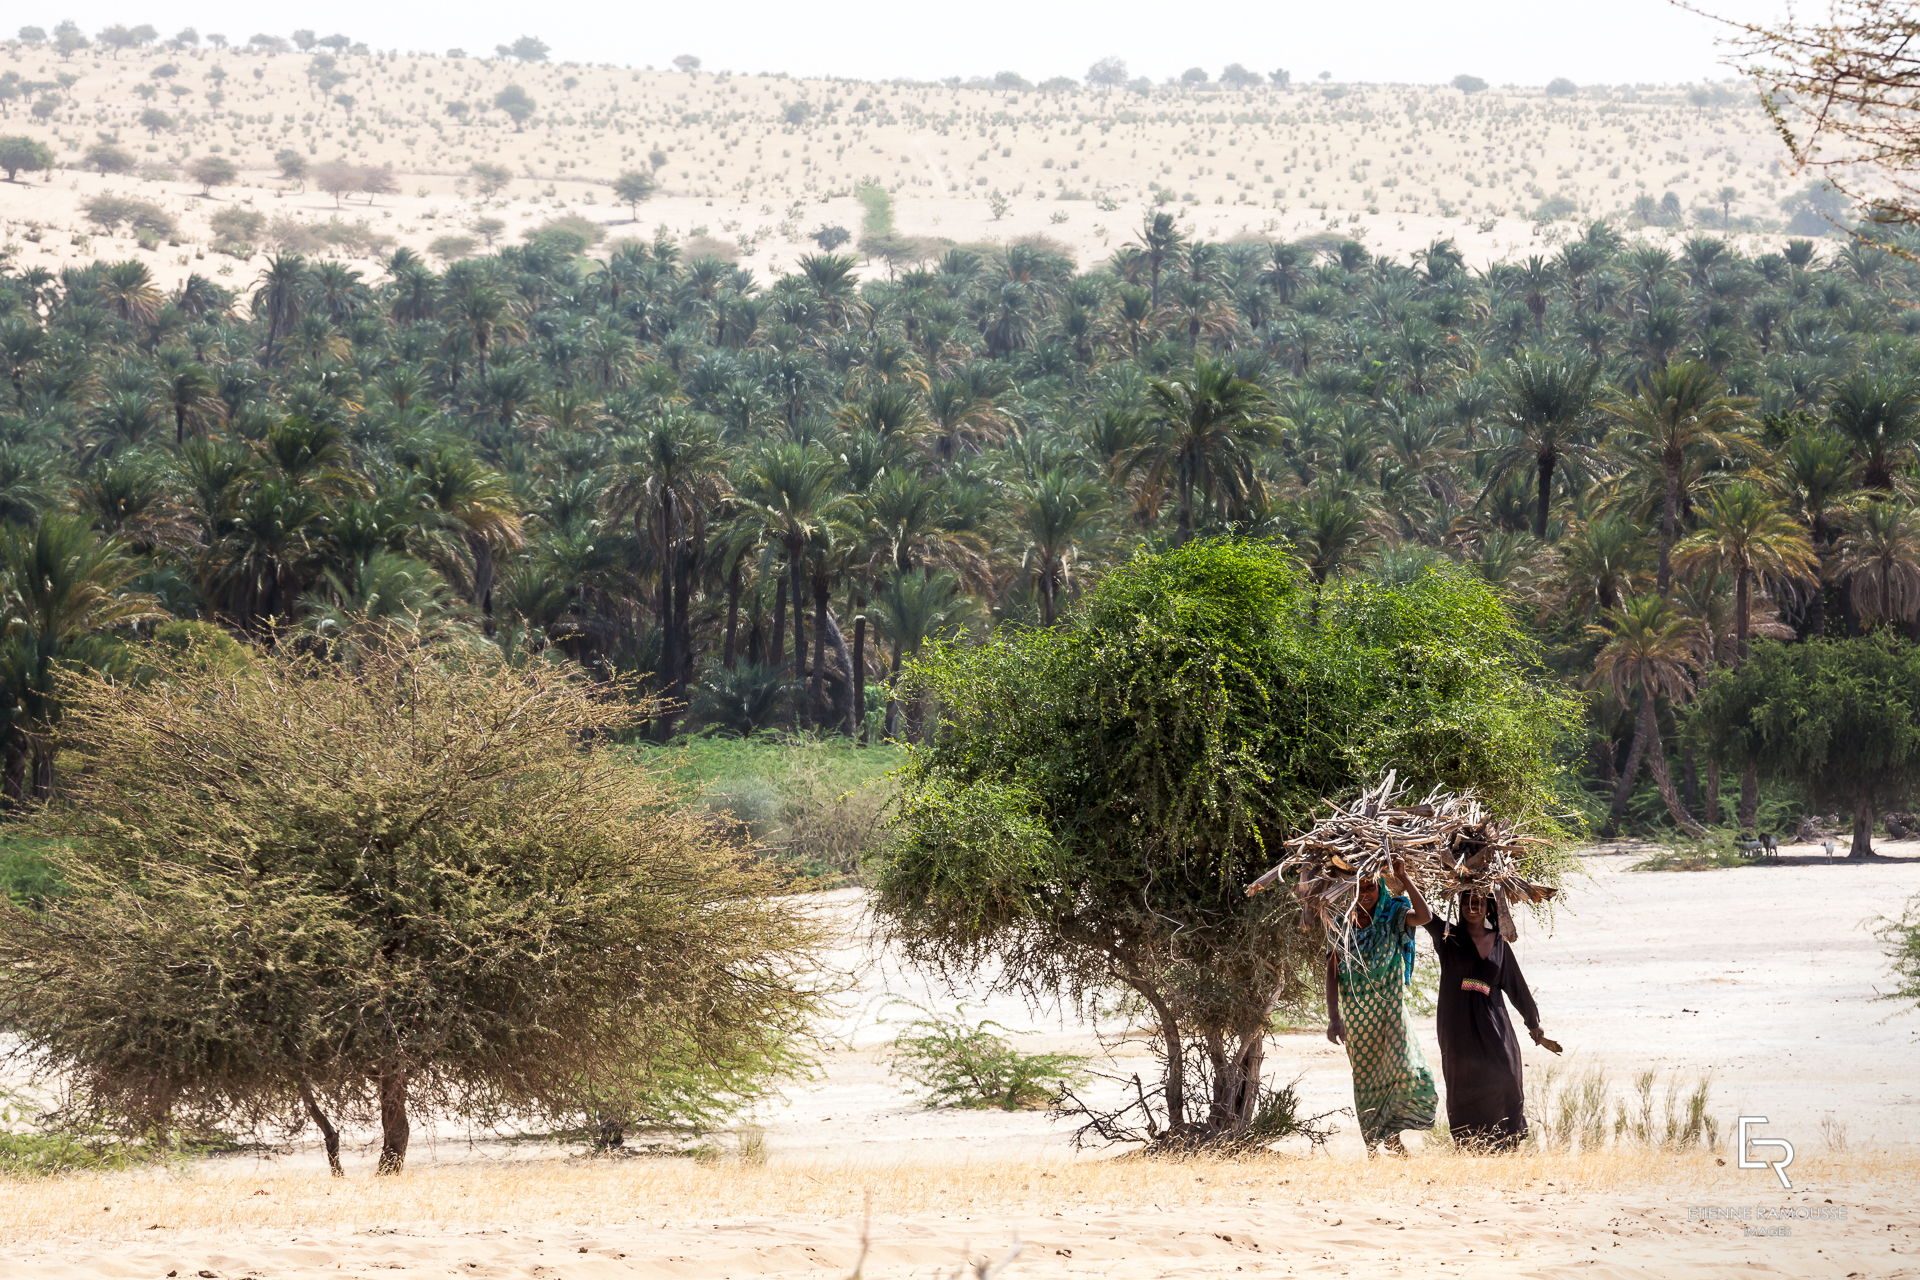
[1423,889,1557,1150]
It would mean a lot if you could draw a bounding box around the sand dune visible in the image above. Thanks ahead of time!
[0,45,1801,288]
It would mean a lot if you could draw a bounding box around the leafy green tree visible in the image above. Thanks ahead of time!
[187,154,238,196]
[0,637,824,1174]
[612,169,657,219]
[1691,636,1920,856]
[0,136,53,182]
[877,541,1573,1145]
[493,83,536,131]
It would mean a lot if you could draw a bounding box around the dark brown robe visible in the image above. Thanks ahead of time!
[1423,918,1541,1150]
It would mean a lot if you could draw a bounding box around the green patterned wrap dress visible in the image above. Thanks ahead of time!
[1336,887,1438,1148]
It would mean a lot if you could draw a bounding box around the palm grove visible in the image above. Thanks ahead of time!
[2,214,1920,834]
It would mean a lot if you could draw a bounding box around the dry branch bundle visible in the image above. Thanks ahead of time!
[1245,770,1556,961]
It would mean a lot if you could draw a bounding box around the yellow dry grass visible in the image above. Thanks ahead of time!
[3,1146,1905,1240]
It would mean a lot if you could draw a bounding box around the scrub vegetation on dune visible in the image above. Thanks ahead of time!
[0,35,1828,289]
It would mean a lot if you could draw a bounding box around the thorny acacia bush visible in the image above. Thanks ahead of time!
[875,539,1575,1148]
[0,635,828,1176]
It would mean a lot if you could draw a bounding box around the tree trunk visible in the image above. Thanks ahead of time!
[1681,743,1701,816]
[1533,450,1555,540]
[1604,708,1651,834]
[883,642,902,741]
[1657,455,1680,594]
[823,606,856,736]
[810,573,831,727]
[770,574,786,673]
[468,535,497,635]
[299,1083,343,1178]
[723,557,742,671]
[1738,765,1759,831]
[375,1069,409,1176]
[851,609,868,741]
[789,552,808,688]
[1703,758,1723,826]
[1851,800,1875,858]
[1641,697,1705,838]
[654,501,677,732]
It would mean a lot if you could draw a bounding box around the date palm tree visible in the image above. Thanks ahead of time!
[1013,468,1105,625]
[1140,359,1277,540]
[1601,362,1760,592]
[1833,498,1920,629]
[1588,594,1705,837]
[1673,481,1818,826]
[0,514,163,797]
[1483,352,1602,539]
[1826,368,1920,491]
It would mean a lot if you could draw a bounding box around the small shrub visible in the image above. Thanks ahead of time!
[888,1005,1086,1110]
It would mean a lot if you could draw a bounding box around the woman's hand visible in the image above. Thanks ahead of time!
[1327,1016,1345,1046]
[1530,1027,1562,1055]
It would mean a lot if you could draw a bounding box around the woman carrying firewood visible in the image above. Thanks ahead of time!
[1423,889,1558,1150]
[1324,869,1437,1156]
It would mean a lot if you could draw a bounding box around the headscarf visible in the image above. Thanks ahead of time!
[1353,876,1417,983]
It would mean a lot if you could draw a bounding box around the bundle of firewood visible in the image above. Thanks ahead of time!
[1245,770,1555,955]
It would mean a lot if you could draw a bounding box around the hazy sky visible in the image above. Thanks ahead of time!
[27,1,1789,86]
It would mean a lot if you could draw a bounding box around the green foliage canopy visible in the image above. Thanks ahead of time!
[1689,635,1920,854]
[0,636,825,1174]
[875,539,1575,1142]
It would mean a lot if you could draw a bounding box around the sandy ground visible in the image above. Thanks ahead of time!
[0,46,1802,288]
[3,845,1918,1276]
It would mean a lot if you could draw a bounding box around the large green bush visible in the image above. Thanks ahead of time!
[875,539,1575,1145]
[0,637,825,1176]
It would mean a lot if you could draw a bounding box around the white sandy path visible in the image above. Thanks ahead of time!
[745,846,1920,1165]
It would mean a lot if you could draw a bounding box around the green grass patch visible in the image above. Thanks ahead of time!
[637,734,903,883]
[0,836,64,908]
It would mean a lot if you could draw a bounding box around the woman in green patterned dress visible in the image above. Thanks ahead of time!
[1324,871,1437,1155]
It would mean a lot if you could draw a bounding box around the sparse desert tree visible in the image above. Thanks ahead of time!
[52,20,88,58]
[429,234,477,262]
[292,28,317,51]
[1087,56,1128,86]
[673,54,701,73]
[612,169,656,218]
[469,216,505,246]
[470,161,512,197]
[0,136,53,183]
[1454,73,1489,93]
[0,636,826,1176]
[493,84,535,130]
[498,35,550,62]
[1546,77,1578,96]
[274,148,307,187]
[360,165,397,204]
[877,541,1573,1147]
[17,26,46,44]
[137,108,174,137]
[83,143,136,175]
[312,159,362,208]
[187,154,238,196]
